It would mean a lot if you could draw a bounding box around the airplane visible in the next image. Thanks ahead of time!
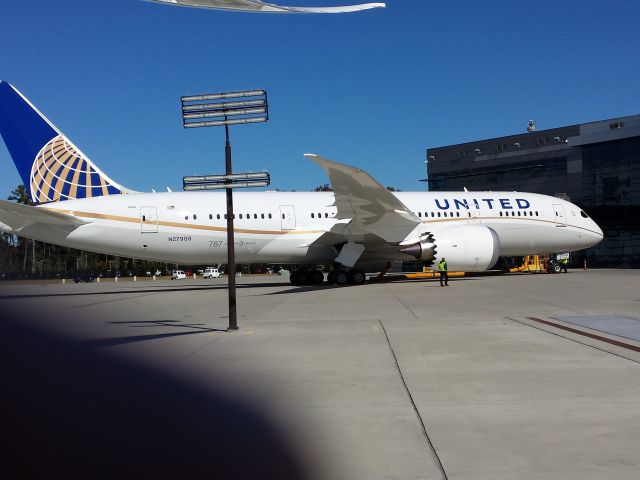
[0,81,603,285]
[147,0,386,14]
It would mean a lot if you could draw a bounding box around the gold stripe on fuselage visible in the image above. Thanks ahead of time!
[44,208,325,235]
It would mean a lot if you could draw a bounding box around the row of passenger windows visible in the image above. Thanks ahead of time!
[182,210,542,221]
[413,210,540,218]
[185,213,274,221]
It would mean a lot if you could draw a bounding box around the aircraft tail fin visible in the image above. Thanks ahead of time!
[0,81,132,203]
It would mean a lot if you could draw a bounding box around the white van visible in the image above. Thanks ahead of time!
[171,270,187,280]
[203,267,220,279]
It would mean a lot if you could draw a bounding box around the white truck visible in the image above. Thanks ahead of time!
[203,267,221,279]
[171,270,187,280]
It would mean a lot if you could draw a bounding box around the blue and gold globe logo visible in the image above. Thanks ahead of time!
[30,135,122,202]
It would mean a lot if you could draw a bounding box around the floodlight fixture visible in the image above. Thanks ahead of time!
[183,172,270,190]
[182,89,268,129]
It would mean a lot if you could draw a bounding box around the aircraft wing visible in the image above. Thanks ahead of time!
[306,154,421,243]
[0,200,89,234]
[149,1,385,13]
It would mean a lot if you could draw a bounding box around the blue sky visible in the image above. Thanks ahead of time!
[1,0,639,198]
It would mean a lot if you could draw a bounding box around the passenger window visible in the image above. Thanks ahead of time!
[193,214,197,220]
[142,215,146,221]
[269,213,272,219]
[224,214,227,219]
[184,215,188,220]
[311,213,315,218]
[457,212,460,217]
[254,214,257,219]
[217,214,221,220]
[437,212,441,217]
[282,214,285,219]
[325,213,328,218]
[209,214,212,220]
[536,211,539,216]
[239,214,243,219]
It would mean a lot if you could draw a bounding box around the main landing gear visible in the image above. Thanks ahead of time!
[289,268,367,286]
[327,269,366,286]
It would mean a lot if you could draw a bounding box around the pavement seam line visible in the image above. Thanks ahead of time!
[505,316,640,364]
[378,319,449,480]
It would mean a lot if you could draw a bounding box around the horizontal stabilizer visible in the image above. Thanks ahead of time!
[0,200,89,233]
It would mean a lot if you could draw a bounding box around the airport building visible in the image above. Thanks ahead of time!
[426,115,640,267]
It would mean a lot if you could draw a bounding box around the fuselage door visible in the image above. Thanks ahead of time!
[552,204,567,227]
[279,205,296,230]
[140,206,159,233]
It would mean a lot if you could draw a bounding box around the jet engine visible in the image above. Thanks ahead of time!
[399,225,500,272]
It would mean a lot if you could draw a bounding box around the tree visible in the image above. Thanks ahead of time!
[8,184,34,205]
[7,185,35,275]
[313,184,333,192]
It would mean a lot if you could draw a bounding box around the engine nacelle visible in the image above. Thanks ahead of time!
[400,225,500,272]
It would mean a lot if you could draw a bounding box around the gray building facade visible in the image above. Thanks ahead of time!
[426,115,640,267]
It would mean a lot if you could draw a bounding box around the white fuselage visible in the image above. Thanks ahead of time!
[33,190,603,266]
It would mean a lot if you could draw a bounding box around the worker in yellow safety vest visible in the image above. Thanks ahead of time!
[438,258,449,286]
[560,257,569,273]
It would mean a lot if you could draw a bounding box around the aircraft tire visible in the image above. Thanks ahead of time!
[335,271,349,286]
[327,271,336,284]
[350,270,366,285]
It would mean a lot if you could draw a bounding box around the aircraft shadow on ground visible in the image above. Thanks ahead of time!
[0,282,289,299]
[0,277,480,302]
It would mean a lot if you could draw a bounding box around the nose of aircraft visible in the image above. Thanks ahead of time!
[579,220,604,249]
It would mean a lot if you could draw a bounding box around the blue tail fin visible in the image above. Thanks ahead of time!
[0,81,130,203]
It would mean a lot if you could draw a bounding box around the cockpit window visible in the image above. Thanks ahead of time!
[580,211,589,218]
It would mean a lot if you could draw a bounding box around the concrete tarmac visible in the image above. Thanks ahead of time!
[1,269,639,479]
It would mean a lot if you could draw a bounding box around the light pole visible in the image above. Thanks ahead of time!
[181,89,269,331]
